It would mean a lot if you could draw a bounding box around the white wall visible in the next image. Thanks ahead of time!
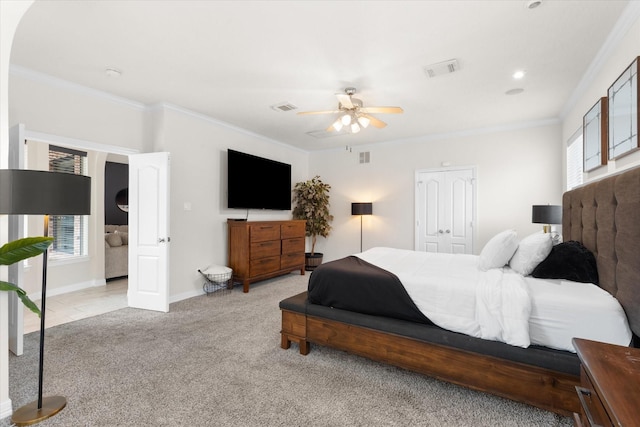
[1,1,34,420]
[309,122,563,261]
[8,76,310,300]
[154,104,309,301]
[562,5,640,184]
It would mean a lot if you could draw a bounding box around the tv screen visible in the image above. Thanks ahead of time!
[227,149,292,210]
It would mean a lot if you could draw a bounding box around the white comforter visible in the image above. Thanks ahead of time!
[356,247,531,348]
[355,247,632,352]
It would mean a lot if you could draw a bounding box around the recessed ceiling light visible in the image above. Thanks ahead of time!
[105,67,122,78]
[505,88,524,95]
[512,70,526,80]
[526,0,542,9]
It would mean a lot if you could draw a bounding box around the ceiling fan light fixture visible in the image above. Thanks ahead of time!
[341,114,352,126]
[351,123,361,134]
[332,119,344,132]
[357,115,370,128]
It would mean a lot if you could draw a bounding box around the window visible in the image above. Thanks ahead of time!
[566,130,584,190]
[48,145,88,260]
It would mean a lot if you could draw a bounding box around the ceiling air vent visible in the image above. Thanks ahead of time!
[423,59,460,78]
[306,130,343,139]
[359,151,370,164]
[270,102,298,112]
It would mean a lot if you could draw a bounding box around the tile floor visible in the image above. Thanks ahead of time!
[23,278,128,334]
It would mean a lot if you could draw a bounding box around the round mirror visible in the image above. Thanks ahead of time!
[116,188,129,212]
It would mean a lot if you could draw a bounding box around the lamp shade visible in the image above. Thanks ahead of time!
[0,169,91,215]
[532,205,561,224]
[351,202,372,216]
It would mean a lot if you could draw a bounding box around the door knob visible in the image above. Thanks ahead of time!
[445,229,451,234]
[438,229,443,234]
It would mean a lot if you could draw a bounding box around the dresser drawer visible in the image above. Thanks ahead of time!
[282,237,304,254]
[250,224,280,242]
[281,222,305,239]
[577,368,613,427]
[250,240,280,259]
[250,256,280,276]
[281,252,304,269]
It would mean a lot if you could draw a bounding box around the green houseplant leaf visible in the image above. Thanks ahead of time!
[0,236,53,317]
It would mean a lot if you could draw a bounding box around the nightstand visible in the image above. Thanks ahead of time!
[572,338,640,426]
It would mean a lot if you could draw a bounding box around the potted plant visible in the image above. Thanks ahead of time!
[0,236,53,316]
[292,176,333,271]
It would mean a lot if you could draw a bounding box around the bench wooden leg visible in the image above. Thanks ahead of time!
[280,333,310,355]
[281,334,291,349]
[299,340,310,355]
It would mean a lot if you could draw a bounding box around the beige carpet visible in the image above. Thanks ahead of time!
[4,273,572,426]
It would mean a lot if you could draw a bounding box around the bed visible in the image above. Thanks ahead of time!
[279,166,640,416]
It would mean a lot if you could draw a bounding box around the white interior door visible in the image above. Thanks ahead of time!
[8,124,25,355]
[128,152,170,312]
[416,168,475,254]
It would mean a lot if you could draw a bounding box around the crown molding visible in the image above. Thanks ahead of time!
[560,1,640,119]
[11,65,308,154]
[10,64,146,111]
[314,117,561,153]
[150,102,309,154]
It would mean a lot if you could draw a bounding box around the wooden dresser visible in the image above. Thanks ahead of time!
[227,220,306,293]
[572,338,640,427]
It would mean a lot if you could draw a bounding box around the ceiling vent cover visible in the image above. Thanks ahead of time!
[270,102,298,112]
[423,59,460,78]
[306,130,343,139]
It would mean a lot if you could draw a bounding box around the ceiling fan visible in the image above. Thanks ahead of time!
[297,87,403,134]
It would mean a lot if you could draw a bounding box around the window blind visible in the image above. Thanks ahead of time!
[48,145,88,259]
[566,131,584,191]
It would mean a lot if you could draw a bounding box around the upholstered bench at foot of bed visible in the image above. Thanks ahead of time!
[278,291,581,416]
[279,291,310,355]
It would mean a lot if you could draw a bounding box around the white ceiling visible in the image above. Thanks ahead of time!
[10,0,632,151]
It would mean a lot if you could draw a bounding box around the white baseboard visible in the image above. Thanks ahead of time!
[169,288,205,304]
[0,397,13,421]
[27,279,107,300]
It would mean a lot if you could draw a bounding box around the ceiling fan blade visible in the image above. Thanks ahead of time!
[363,114,387,129]
[336,93,354,109]
[297,110,340,115]
[359,106,404,114]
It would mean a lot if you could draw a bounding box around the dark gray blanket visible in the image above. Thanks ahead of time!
[308,256,432,324]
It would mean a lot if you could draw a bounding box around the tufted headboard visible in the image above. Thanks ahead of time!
[562,166,640,340]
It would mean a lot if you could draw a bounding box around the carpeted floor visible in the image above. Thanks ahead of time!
[3,273,572,426]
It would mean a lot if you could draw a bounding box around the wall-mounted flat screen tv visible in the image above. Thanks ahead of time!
[227,149,292,210]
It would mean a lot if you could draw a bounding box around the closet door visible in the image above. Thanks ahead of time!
[415,168,475,254]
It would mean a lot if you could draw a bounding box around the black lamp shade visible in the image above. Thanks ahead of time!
[532,205,561,224]
[351,202,372,216]
[0,169,91,215]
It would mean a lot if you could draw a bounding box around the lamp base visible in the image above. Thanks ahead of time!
[11,396,66,426]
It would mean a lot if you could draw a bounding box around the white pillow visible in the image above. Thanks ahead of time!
[509,233,553,276]
[478,230,519,271]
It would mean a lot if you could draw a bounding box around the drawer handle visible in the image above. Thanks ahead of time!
[575,386,604,427]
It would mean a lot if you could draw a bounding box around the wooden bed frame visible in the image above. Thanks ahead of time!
[280,166,640,417]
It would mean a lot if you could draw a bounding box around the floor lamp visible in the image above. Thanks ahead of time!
[0,169,91,426]
[351,202,372,252]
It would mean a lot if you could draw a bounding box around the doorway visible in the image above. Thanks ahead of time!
[415,167,476,254]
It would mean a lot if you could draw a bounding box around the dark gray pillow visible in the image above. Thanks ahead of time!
[531,241,599,285]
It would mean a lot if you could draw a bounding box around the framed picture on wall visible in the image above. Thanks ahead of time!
[583,97,608,171]
[608,56,639,160]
